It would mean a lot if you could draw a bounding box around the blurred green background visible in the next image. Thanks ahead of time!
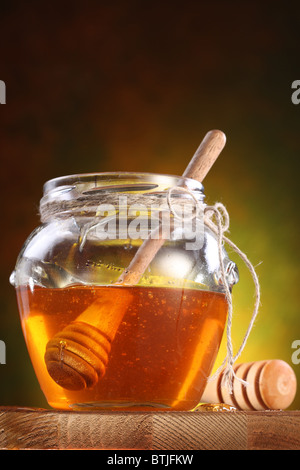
[0,1,299,409]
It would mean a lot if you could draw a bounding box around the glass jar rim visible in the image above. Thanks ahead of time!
[43,172,204,196]
[39,172,205,224]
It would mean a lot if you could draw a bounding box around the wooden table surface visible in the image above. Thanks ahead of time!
[0,406,300,450]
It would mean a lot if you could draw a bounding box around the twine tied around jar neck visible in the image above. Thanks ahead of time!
[167,186,261,394]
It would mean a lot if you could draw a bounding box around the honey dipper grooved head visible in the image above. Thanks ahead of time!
[44,321,111,391]
[259,359,297,410]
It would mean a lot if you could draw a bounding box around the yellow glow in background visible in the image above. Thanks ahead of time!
[0,2,299,409]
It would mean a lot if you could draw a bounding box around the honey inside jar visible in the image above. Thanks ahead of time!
[16,284,227,411]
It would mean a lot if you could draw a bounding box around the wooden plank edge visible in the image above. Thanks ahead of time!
[0,407,300,450]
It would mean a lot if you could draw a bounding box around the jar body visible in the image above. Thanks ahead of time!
[11,173,238,411]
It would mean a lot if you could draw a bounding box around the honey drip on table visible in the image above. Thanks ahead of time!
[194,403,237,412]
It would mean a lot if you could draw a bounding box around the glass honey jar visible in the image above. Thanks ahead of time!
[10,172,239,411]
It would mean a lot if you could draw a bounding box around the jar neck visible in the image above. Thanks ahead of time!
[39,172,205,223]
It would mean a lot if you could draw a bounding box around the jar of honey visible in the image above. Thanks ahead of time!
[10,172,239,411]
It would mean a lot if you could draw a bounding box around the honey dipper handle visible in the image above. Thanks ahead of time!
[118,130,227,285]
[44,130,227,391]
[182,129,226,181]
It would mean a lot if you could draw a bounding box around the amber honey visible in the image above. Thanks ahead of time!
[16,285,227,411]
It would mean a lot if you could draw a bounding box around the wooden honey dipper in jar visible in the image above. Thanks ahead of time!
[44,130,227,391]
[201,359,297,410]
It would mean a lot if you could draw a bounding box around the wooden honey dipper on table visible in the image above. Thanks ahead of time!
[44,130,227,391]
[201,359,297,410]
